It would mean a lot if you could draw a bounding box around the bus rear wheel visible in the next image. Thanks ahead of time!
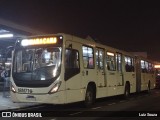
[124,84,130,99]
[84,86,95,107]
[147,81,151,94]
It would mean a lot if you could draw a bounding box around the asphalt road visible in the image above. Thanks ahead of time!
[1,89,160,120]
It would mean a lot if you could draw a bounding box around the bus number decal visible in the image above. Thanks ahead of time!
[18,88,33,94]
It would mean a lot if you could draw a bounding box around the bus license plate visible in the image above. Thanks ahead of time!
[26,95,36,101]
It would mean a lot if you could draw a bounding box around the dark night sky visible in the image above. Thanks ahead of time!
[0,0,160,61]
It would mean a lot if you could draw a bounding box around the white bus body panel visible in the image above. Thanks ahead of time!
[106,71,117,96]
[11,91,66,104]
[123,72,136,93]
[10,74,66,104]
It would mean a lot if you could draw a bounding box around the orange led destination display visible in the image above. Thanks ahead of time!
[21,37,57,46]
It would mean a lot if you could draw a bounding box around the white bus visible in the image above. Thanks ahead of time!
[10,33,156,107]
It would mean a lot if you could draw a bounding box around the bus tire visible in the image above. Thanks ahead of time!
[124,83,130,99]
[84,85,95,107]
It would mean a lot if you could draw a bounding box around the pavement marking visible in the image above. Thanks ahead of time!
[69,112,83,116]
[91,107,102,110]
[108,102,116,106]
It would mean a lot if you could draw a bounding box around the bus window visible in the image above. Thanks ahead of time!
[145,61,149,73]
[13,47,62,82]
[96,49,104,70]
[116,53,122,72]
[82,46,94,69]
[106,52,116,71]
[141,60,148,73]
[125,56,134,72]
[34,48,61,69]
[149,63,152,73]
[65,49,80,80]
[151,64,155,73]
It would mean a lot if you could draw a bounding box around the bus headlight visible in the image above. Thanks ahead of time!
[48,81,61,94]
[11,85,16,93]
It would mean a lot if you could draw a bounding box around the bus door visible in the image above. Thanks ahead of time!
[106,52,117,96]
[81,45,97,94]
[96,48,106,87]
[65,41,82,103]
[116,53,124,94]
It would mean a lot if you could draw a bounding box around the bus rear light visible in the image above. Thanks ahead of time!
[48,81,61,94]
[11,85,16,93]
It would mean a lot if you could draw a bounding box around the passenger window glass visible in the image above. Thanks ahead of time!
[82,46,94,69]
[145,61,149,73]
[141,60,153,73]
[125,56,134,72]
[116,53,122,72]
[99,50,104,69]
[96,49,104,70]
[65,48,80,80]
[106,52,116,71]
[65,49,79,69]
[141,60,148,73]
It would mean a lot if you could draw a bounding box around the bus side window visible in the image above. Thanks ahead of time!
[106,52,116,71]
[65,49,80,80]
[125,56,135,72]
[82,46,94,69]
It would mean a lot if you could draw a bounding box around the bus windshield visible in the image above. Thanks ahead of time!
[12,46,62,87]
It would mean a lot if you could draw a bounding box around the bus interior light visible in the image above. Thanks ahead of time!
[107,52,114,56]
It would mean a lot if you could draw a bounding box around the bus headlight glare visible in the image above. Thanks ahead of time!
[48,81,61,94]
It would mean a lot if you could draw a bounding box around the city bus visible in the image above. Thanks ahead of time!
[10,33,156,107]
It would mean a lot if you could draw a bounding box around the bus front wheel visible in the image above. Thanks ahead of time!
[84,86,95,107]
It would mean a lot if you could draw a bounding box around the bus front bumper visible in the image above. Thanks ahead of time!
[10,91,66,104]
